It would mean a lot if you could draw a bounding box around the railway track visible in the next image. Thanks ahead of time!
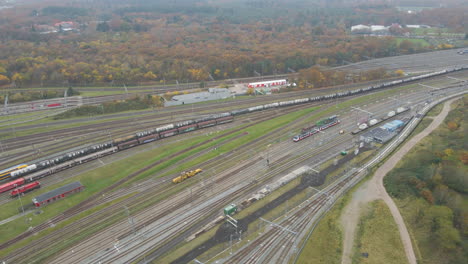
[1,101,325,262]
[5,98,340,263]
[1,71,463,168]
[219,87,468,264]
[0,82,464,262]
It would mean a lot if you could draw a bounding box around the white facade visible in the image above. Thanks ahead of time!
[247,79,287,88]
[370,25,388,31]
[351,24,370,32]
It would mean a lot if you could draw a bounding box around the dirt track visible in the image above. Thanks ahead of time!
[340,97,460,264]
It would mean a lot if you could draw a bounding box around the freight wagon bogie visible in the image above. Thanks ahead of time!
[178,124,198,133]
[198,119,217,128]
[156,124,175,133]
[117,140,139,150]
[216,116,234,124]
[160,128,179,138]
[176,120,195,128]
[138,134,160,144]
[263,102,279,109]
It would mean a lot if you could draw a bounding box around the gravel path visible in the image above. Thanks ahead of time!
[340,97,459,264]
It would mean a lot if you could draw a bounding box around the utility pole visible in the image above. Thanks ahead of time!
[64,89,68,108]
[4,94,8,115]
[124,206,136,236]
[229,234,233,255]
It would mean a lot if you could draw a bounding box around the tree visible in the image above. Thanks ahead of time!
[96,22,110,32]
[11,73,25,87]
[395,69,405,76]
[0,74,10,85]
[66,87,79,96]
[143,71,157,80]
[446,121,458,131]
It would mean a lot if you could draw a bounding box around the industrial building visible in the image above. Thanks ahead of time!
[380,120,404,132]
[360,127,396,144]
[32,181,84,207]
[165,88,232,106]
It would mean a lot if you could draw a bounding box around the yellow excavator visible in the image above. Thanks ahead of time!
[172,168,203,183]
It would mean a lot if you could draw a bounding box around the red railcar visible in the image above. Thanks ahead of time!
[0,178,25,193]
[10,181,40,197]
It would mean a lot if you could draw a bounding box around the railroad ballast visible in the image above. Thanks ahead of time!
[0,66,465,188]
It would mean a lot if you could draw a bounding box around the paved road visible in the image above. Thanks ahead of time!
[340,97,460,264]
[334,48,468,73]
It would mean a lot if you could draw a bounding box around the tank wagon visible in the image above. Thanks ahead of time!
[351,107,409,135]
[2,66,465,186]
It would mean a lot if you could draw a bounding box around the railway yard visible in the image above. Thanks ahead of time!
[0,50,466,264]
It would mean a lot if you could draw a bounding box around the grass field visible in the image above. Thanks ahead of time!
[155,175,304,263]
[409,27,452,35]
[0,105,321,259]
[352,200,407,264]
[394,38,431,47]
[0,82,449,260]
[294,195,345,264]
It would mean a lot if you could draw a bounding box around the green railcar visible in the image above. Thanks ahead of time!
[224,204,237,216]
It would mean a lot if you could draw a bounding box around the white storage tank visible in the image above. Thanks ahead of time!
[359,123,368,130]
[369,119,379,126]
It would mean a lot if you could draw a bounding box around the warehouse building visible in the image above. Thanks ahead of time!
[380,120,404,132]
[32,181,84,207]
[360,127,396,144]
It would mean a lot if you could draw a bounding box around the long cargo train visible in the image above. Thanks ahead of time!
[3,66,465,184]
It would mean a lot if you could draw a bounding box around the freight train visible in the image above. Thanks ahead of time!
[0,164,27,181]
[1,66,466,191]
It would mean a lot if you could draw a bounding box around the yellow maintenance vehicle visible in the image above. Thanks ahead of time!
[172,168,203,183]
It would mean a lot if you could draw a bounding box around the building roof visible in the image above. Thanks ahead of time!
[388,120,404,126]
[361,127,396,143]
[33,181,83,203]
[370,25,389,31]
[380,120,404,131]
[351,25,370,31]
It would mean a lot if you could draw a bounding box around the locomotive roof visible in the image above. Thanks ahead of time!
[0,164,27,174]
[33,181,83,203]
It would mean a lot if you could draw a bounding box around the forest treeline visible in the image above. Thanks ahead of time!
[384,97,467,263]
[0,0,466,88]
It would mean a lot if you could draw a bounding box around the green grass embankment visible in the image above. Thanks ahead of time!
[352,200,407,264]
[384,96,467,264]
[0,105,321,259]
